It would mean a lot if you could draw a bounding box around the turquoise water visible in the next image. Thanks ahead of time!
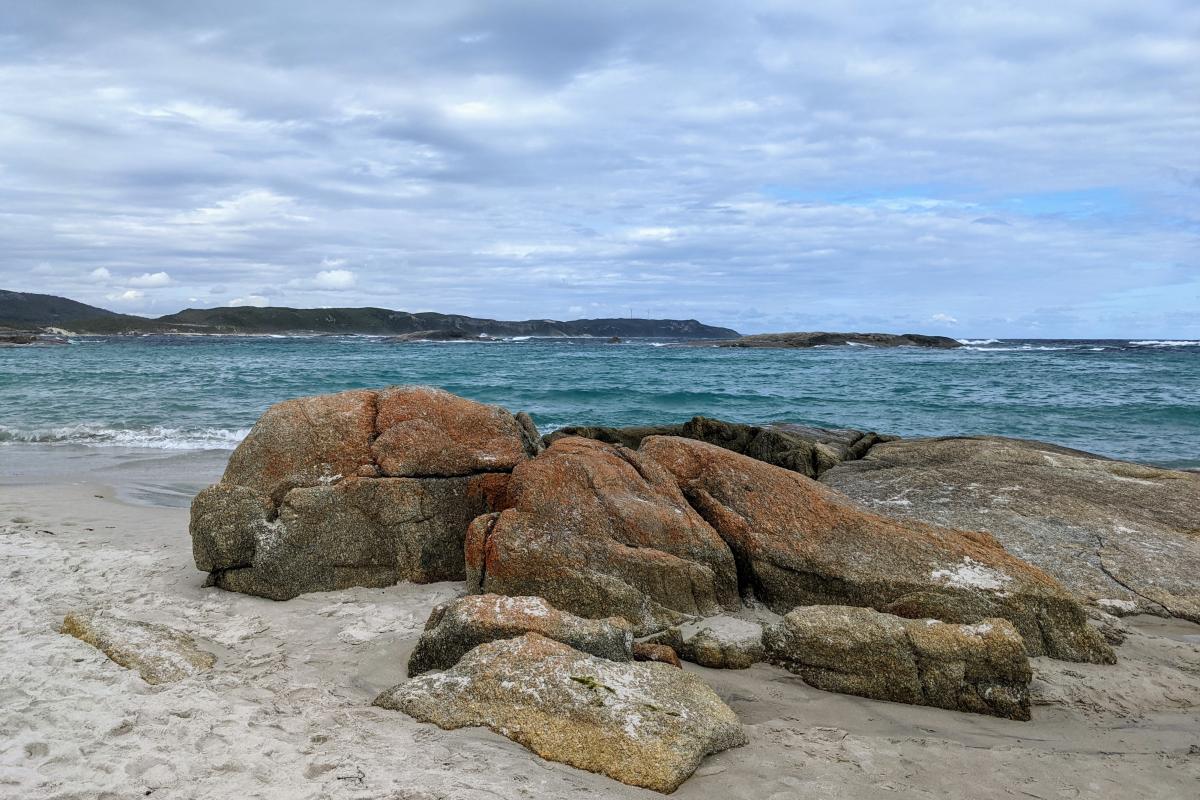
[1,336,1198,469]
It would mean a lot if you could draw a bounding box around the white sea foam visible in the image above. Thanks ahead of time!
[957,338,1000,345]
[0,424,249,450]
[1129,340,1200,347]
[959,344,1081,352]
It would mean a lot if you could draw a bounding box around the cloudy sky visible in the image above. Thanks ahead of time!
[2,1,1197,335]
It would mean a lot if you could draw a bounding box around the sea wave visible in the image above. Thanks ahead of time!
[958,344,1085,352]
[1129,340,1200,347]
[0,424,250,450]
[957,338,1000,345]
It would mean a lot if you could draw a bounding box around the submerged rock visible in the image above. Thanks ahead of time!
[713,331,962,349]
[465,437,739,635]
[375,633,747,793]
[650,616,766,670]
[641,436,1114,663]
[821,436,1200,623]
[191,386,535,599]
[61,610,216,685]
[764,605,1032,720]
[382,329,474,342]
[407,594,633,675]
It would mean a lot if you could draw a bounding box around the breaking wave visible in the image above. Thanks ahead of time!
[0,424,250,450]
[1128,340,1200,348]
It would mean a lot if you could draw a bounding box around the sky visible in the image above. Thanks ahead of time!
[1,1,1197,336]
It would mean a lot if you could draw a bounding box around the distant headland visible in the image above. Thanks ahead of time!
[0,290,739,339]
[1,290,964,348]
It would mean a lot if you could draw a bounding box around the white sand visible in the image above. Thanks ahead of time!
[1,476,1198,799]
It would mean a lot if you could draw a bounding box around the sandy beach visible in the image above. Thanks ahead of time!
[2,452,1198,800]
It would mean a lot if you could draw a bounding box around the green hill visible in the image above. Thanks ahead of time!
[0,290,121,327]
[0,291,740,338]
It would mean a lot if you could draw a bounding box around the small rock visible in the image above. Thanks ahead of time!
[633,642,682,668]
[407,594,633,675]
[376,633,747,793]
[764,605,1032,720]
[650,616,766,669]
[1087,609,1130,646]
[61,610,216,685]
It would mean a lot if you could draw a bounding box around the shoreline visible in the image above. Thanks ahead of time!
[1,462,1198,798]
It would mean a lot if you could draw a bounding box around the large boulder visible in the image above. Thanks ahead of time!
[821,437,1200,622]
[465,437,739,635]
[374,633,747,793]
[196,475,499,600]
[764,605,1032,720]
[641,436,1114,663]
[191,387,535,599]
[546,416,892,478]
[407,594,633,675]
[61,610,216,685]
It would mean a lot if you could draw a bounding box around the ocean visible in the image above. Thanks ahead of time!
[2,336,1198,471]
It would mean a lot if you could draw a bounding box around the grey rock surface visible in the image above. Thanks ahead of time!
[822,436,1200,622]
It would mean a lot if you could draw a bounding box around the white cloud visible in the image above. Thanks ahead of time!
[173,190,305,227]
[2,3,1199,336]
[128,271,171,287]
[312,269,356,289]
[229,295,269,307]
[106,289,144,302]
[626,227,678,242]
[478,243,577,259]
[931,313,959,325]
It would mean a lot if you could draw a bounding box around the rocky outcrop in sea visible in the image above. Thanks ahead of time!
[705,331,963,349]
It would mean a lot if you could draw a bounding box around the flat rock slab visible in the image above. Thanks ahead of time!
[765,605,1033,720]
[821,436,1200,622]
[375,633,747,793]
[407,594,633,675]
[60,610,216,685]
